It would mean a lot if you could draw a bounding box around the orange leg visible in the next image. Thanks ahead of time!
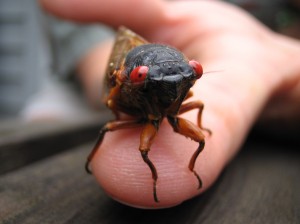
[85,119,143,173]
[167,116,205,189]
[179,100,212,135]
[86,118,161,203]
[183,90,194,101]
[139,120,160,202]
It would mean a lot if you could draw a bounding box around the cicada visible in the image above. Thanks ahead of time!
[86,27,211,203]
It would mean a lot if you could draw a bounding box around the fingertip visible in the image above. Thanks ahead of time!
[90,122,216,208]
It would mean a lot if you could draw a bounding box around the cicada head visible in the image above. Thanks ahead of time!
[124,44,202,112]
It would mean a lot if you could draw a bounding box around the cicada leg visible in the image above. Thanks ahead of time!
[179,100,212,135]
[139,120,160,202]
[167,116,205,189]
[183,90,193,101]
[85,119,143,173]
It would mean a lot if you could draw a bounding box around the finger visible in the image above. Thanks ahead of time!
[40,0,166,31]
[39,0,263,51]
[76,40,113,107]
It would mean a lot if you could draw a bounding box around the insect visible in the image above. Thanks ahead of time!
[85,27,211,203]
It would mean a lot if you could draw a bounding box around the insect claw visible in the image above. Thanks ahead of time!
[153,179,159,203]
[193,170,203,189]
[85,161,93,174]
[141,150,159,202]
[203,127,212,136]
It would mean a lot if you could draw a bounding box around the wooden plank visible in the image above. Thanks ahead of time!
[0,143,110,224]
[0,117,109,174]
[0,137,299,223]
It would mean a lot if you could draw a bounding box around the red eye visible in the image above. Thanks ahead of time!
[189,60,203,79]
[129,66,149,83]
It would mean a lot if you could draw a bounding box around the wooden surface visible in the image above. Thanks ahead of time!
[0,121,299,224]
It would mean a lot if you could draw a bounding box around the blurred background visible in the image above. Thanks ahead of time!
[0,0,113,125]
[0,0,299,148]
[0,0,299,125]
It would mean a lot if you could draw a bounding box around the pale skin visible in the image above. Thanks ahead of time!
[40,0,300,208]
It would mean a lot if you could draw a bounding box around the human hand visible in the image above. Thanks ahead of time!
[40,0,300,208]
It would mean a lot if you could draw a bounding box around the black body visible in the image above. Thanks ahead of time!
[118,44,197,118]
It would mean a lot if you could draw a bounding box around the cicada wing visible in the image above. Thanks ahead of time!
[107,26,148,75]
[102,27,149,102]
